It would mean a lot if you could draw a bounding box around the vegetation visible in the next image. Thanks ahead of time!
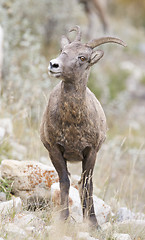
[0,0,145,239]
[0,177,13,200]
[107,68,129,101]
[140,75,145,86]
[0,141,12,163]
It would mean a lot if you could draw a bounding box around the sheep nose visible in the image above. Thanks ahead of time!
[49,60,59,69]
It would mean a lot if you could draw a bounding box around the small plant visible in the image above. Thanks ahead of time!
[0,177,13,200]
[88,71,102,100]
[140,74,145,86]
[0,140,12,163]
[108,68,129,101]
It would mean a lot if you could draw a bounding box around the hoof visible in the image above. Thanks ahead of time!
[88,217,101,231]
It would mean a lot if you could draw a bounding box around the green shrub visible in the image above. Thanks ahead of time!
[0,141,12,162]
[140,75,145,86]
[107,68,129,101]
[87,71,103,100]
[0,177,13,200]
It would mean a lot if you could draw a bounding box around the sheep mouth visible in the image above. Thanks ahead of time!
[49,70,62,77]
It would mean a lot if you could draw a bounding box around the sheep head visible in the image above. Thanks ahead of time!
[48,26,126,82]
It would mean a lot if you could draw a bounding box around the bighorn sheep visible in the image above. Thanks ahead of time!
[79,0,108,33]
[40,26,126,227]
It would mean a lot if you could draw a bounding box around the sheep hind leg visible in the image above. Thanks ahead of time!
[80,147,99,227]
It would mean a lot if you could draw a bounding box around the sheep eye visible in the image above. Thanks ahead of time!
[79,56,86,62]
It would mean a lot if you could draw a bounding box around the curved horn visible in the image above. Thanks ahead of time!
[69,25,82,42]
[87,37,127,48]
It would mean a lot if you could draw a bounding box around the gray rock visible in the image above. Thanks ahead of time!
[63,237,72,240]
[3,223,27,239]
[94,195,112,225]
[0,197,22,217]
[117,207,145,222]
[51,182,112,225]
[0,25,3,80]
[138,43,145,54]
[78,232,99,240]
[24,226,36,234]
[112,233,132,240]
[117,207,135,221]
[44,225,52,232]
[51,182,83,223]
[101,222,112,232]
[115,219,145,232]
[13,212,45,231]
[0,192,6,202]
[0,127,5,140]
[0,118,13,136]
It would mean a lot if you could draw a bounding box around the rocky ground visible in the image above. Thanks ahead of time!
[0,118,145,240]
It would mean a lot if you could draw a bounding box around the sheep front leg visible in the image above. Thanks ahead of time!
[48,146,70,220]
[81,148,98,227]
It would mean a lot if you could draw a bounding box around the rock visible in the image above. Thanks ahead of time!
[138,42,145,54]
[1,212,45,238]
[0,197,22,217]
[1,160,58,190]
[0,118,13,136]
[13,212,45,232]
[3,223,27,239]
[1,160,58,205]
[68,184,83,222]
[94,195,112,225]
[44,225,52,232]
[78,232,90,239]
[115,219,145,233]
[62,237,72,240]
[51,182,83,223]
[0,127,5,140]
[1,159,112,224]
[70,174,80,189]
[101,222,112,232]
[135,212,145,220]
[117,207,135,221]
[51,182,112,225]
[112,233,132,240]
[0,192,7,202]
[117,207,145,222]
[25,226,36,234]
[0,25,3,80]
[78,232,99,240]
[88,237,99,240]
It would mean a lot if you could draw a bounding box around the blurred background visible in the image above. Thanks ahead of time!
[0,0,145,215]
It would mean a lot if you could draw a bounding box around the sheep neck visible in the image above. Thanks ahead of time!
[62,71,89,96]
[61,74,88,100]
[60,75,88,123]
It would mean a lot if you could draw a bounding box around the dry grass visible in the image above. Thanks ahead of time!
[0,0,145,239]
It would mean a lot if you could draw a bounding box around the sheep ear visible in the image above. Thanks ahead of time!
[90,50,104,66]
[61,35,70,49]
